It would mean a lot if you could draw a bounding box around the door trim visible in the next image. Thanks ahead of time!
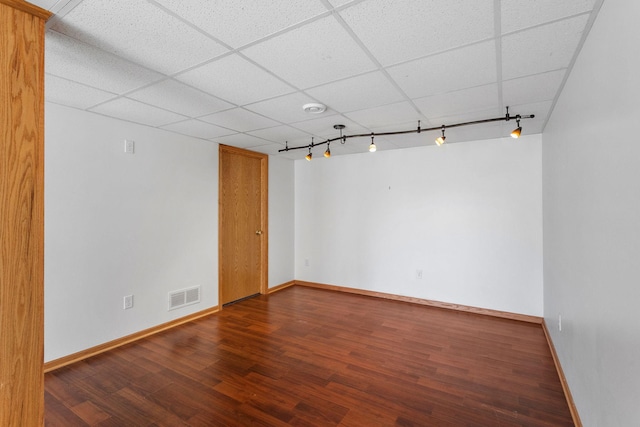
[218,145,268,308]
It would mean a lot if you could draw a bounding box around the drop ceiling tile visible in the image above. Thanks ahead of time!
[155,0,327,48]
[291,116,369,139]
[502,15,589,80]
[387,41,497,99]
[244,92,336,124]
[26,0,58,10]
[161,119,236,139]
[501,0,597,34]
[45,74,117,109]
[306,71,405,113]
[127,80,233,118]
[89,98,187,127]
[49,0,228,75]
[199,108,279,132]
[327,0,353,8]
[176,54,295,106]
[382,132,432,150]
[242,15,377,89]
[247,125,310,144]
[211,134,271,149]
[444,122,503,144]
[344,101,424,129]
[339,0,494,66]
[46,31,163,94]
[414,84,499,121]
[503,70,566,107]
[250,143,288,156]
[427,108,505,127]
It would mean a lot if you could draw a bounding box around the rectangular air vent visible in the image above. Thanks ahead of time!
[168,286,201,311]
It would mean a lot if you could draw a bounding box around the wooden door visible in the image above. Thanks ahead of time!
[219,145,268,305]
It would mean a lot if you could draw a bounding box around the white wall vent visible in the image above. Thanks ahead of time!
[168,286,201,311]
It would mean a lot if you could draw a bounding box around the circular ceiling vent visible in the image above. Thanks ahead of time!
[302,103,327,114]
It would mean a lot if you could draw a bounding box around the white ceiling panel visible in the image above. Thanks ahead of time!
[414,84,500,121]
[160,119,235,140]
[339,0,495,66]
[127,79,233,118]
[46,31,163,94]
[199,108,279,132]
[248,126,311,144]
[306,72,405,113]
[388,41,497,100]
[154,0,328,49]
[242,15,377,89]
[502,15,589,80]
[42,0,601,156]
[175,54,295,106]
[249,143,288,156]
[45,74,117,109]
[49,0,228,75]
[345,101,425,129]
[291,116,369,139]
[244,92,336,124]
[89,98,187,127]
[26,0,59,10]
[501,0,597,34]
[211,134,271,149]
[503,70,566,107]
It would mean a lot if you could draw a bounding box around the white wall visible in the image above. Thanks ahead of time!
[45,104,296,362]
[268,155,295,287]
[542,0,640,425]
[295,135,543,316]
[44,104,219,361]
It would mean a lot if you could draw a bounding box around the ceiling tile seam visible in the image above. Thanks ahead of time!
[78,108,186,133]
[541,0,605,132]
[208,133,275,146]
[144,0,234,52]
[327,7,428,124]
[47,29,170,81]
[500,11,595,38]
[160,117,241,135]
[44,72,120,99]
[494,0,504,114]
[381,36,497,71]
[44,0,83,29]
[147,0,334,59]
[501,68,568,84]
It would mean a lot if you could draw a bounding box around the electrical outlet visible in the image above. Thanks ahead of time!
[304,258,309,267]
[123,295,133,310]
[558,314,562,332]
[416,269,423,279]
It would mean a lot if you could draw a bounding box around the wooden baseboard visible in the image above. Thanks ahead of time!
[267,280,296,294]
[542,320,582,427]
[44,306,219,373]
[294,280,543,324]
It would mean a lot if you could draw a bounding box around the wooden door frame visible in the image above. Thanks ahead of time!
[218,145,268,308]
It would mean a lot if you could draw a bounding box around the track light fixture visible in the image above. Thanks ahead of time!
[305,138,314,161]
[279,107,534,159]
[511,116,522,138]
[435,125,446,146]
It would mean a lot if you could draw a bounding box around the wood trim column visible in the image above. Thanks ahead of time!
[0,1,50,425]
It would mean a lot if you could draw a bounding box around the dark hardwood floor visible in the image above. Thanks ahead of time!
[45,286,573,426]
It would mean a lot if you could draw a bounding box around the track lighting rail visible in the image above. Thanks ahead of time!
[279,107,535,155]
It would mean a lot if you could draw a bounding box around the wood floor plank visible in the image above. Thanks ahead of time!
[45,286,574,426]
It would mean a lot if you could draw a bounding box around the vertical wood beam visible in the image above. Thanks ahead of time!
[0,1,50,425]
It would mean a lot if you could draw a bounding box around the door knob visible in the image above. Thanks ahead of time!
[255,230,262,235]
